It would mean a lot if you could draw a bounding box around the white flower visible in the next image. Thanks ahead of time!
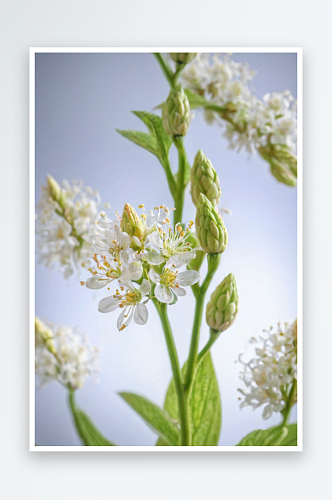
[181,54,297,156]
[237,321,297,420]
[81,256,143,290]
[35,318,99,389]
[36,177,107,278]
[145,220,197,268]
[97,280,151,331]
[149,267,200,304]
[89,217,132,262]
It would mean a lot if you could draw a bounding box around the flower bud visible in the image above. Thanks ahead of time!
[206,273,238,332]
[35,316,56,354]
[121,203,145,239]
[170,53,196,65]
[162,85,191,137]
[195,193,227,254]
[258,144,297,186]
[191,150,221,207]
[47,174,63,205]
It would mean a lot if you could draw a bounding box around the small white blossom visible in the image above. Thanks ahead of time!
[237,321,297,420]
[97,280,151,331]
[182,54,297,156]
[36,177,107,278]
[35,318,99,389]
[149,267,200,303]
[145,219,196,268]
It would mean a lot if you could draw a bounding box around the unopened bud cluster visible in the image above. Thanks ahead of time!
[162,85,191,137]
[170,53,196,65]
[206,273,238,332]
[191,150,221,207]
[258,144,297,187]
[195,193,227,254]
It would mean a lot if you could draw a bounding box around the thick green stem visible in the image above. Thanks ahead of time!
[184,254,221,391]
[154,300,191,445]
[173,136,189,225]
[154,53,174,88]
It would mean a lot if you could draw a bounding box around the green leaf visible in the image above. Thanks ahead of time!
[237,426,289,446]
[279,424,297,446]
[156,352,221,446]
[184,89,226,113]
[69,393,115,446]
[184,89,211,109]
[116,129,158,156]
[119,392,180,445]
[132,111,172,168]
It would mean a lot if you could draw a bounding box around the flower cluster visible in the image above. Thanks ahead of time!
[82,204,200,331]
[35,317,99,389]
[237,321,297,420]
[181,54,297,157]
[36,175,108,278]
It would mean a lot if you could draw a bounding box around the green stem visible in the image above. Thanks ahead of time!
[173,136,189,225]
[281,379,297,426]
[153,300,191,445]
[160,155,178,200]
[184,254,221,391]
[154,53,174,88]
[197,330,218,364]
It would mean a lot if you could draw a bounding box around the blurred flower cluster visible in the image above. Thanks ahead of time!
[35,317,99,389]
[81,203,201,331]
[36,175,108,278]
[237,321,297,419]
[181,53,297,158]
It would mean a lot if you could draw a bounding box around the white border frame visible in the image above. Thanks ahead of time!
[29,47,303,452]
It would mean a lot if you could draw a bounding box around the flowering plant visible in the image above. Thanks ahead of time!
[35,52,298,447]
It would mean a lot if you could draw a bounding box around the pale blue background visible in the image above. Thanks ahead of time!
[35,52,297,446]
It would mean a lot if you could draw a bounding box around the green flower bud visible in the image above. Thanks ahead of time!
[191,150,221,207]
[35,317,56,354]
[206,273,238,332]
[162,85,191,137]
[195,193,228,254]
[47,174,63,205]
[170,53,196,65]
[185,231,206,272]
[258,144,297,186]
[121,203,145,239]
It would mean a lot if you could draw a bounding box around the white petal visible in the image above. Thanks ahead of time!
[86,276,110,289]
[98,296,121,313]
[176,270,200,286]
[120,262,142,283]
[173,286,186,296]
[155,284,173,304]
[145,252,165,265]
[117,306,134,330]
[139,279,151,296]
[117,307,127,330]
[134,303,149,325]
[148,268,161,284]
[167,252,193,268]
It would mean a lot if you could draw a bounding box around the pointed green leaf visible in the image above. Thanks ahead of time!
[156,353,221,446]
[116,129,158,156]
[279,423,297,446]
[132,111,172,168]
[69,393,115,446]
[237,425,289,446]
[120,392,180,445]
[184,89,226,113]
